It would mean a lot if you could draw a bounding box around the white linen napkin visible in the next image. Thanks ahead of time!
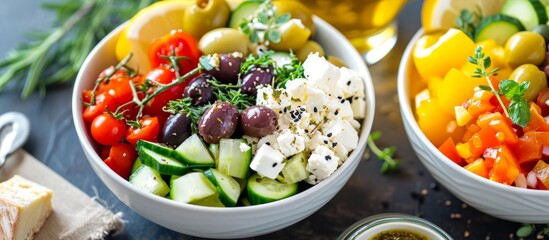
[0,150,124,240]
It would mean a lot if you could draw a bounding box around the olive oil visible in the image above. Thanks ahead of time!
[371,230,429,240]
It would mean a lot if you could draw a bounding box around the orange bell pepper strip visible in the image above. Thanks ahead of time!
[468,126,499,158]
[483,145,521,185]
[476,112,518,145]
[513,131,542,164]
[524,103,549,132]
[464,158,489,178]
[438,137,464,165]
[532,160,549,189]
[466,90,497,118]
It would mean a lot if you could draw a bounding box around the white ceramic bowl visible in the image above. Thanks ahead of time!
[398,29,549,223]
[72,17,375,238]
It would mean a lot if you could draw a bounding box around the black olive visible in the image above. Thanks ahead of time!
[183,74,215,106]
[240,105,278,137]
[161,113,192,147]
[241,65,274,96]
[198,102,239,144]
[205,53,244,85]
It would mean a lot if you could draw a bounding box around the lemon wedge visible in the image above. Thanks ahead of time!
[115,1,192,72]
[421,0,504,34]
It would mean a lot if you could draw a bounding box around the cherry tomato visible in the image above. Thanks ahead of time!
[536,87,549,116]
[91,113,127,145]
[82,90,93,105]
[104,143,137,179]
[143,66,186,119]
[83,93,116,123]
[126,117,160,146]
[148,30,200,75]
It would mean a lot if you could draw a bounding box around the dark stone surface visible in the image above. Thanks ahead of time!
[0,0,535,239]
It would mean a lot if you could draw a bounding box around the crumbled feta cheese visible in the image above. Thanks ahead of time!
[303,53,341,95]
[239,142,251,152]
[257,133,279,150]
[243,135,259,154]
[332,143,349,165]
[323,119,358,152]
[305,146,339,182]
[285,78,308,99]
[277,130,305,157]
[308,131,329,151]
[337,68,365,98]
[256,86,291,113]
[305,87,327,115]
[250,145,286,179]
[350,96,366,119]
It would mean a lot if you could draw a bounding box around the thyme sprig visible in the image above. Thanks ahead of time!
[0,0,154,98]
[368,131,400,174]
[468,46,531,127]
[274,52,304,88]
[238,0,290,45]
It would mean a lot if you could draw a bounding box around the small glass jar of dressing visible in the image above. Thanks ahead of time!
[337,213,453,240]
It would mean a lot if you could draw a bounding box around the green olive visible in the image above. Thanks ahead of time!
[183,0,231,40]
[269,19,311,52]
[272,0,315,36]
[509,64,547,101]
[327,56,346,68]
[295,40,325,62]
[199,28,250,55]
[504,32,546,68]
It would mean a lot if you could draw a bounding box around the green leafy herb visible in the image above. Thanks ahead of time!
[237,0,291,45]
[468,46,531,127]
[367,131,399,174]
[208,80,255,111]
[166,97,210,133]
[454,7,482,40]
[240,50,275,74]
[517,224,549,238]
[275,52,304,88]
[0,0,154,98]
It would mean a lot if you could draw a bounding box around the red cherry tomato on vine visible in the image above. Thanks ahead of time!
[83,93,116,123]
[143,66,186,119]
[104,143,137,179]
[126,117,160,146]
[148,30,200,75]
[101,71,135,106]
[91,113,127,145]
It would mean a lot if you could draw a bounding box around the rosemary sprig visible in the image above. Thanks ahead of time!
[368,131,399,174]
[0,0,154,98]
[238,0,290,45]
[469,46,531,127]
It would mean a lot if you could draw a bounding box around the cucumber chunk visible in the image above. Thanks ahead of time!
[271,52,293,67]
[139,148,189,175]
[247,173,298,205]
[170,172,217,204]
[500,0,547,30]
[136,140,174,156]
[131,158,143,174]
[173,134,215,167]
[204,168,241,207]
[281,153,309,184]
[193,193,225,207]
[208,143,220,163]
[129,165,170,197]
[475,14,525,45]
[229,1,262,28]
[217,138,252,179]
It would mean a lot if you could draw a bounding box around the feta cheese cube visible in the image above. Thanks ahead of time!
[256,86,291,113]
[285,78,308,99]
[277,130,306,157]
[323,119,359,152]
[332,142,349,165]
[257,133,280,151]
[305,146,339,181]
[250,145,286,179]
[303,53,340,95]
[243,135,259,154]
[308,131,329,151]
[350,96,366,119]
[337,68,365,98]
[305,87,327,115]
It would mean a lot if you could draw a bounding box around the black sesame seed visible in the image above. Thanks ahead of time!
[272,162,278,167]
[340,99,345,104]
[327,132,332,137]
[347,80,351,86]
[337,96,342,99]
[323,140,328,144]
[313,107,318,113]
[334,110,339,115]
[300,107,305,111]
[304,129,309,133]
[332,142,337,147]
[266,142,271,146]
[325,155,331,160]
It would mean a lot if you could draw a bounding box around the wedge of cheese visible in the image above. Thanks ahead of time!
[0,175,53,240]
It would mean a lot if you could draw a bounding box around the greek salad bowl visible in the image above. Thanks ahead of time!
[398,29,549,223]
[72,16,375,238]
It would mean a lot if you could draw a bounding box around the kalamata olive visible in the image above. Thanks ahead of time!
[240,106,278,137]
[205,53,244,84]
[241,66,274,96]
[198,102,239,144]
[183,74,214,106]
[162,113,192,147]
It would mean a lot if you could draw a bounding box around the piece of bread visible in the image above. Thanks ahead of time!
[0,175,53,240]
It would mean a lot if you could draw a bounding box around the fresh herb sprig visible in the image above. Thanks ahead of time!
[0,0,154,98]
[368,131,400,174]
[455,9,482,40]
[468,46,531,127]
[275,52,304,88]
[238,0,291,45]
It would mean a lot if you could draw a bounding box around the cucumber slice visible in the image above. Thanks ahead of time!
[217,138,252,179]
[229,1,262,28]
[129,165,170,197]
[501,0,547,30]
[204,169,241,207]
[208,143,220,163]
[281,153,309,184]
[193,193,225,207]
[136,140,174,156]
[170,172,217,204]
[173,134,215,167]
[475,14,525,45]
[247,173,298,205]
[271,52,292,67]
[131,158,143,174]
[139,148,189,175]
